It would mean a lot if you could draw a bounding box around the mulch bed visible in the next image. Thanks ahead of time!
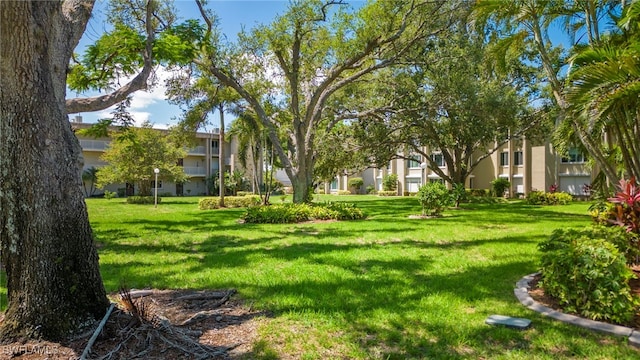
[528,270,640,330]
[0,289,269,360]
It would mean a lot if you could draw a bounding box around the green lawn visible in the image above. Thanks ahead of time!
[4,195,640,358]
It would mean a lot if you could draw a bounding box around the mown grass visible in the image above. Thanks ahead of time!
[3,195,640,358]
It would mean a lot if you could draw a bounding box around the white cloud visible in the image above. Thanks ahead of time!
[72,66,182,129]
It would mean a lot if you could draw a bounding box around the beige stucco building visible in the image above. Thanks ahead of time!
[72,117,243,197]
[325,137,593,197]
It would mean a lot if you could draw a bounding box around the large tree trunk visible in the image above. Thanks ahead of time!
[0,1,109,341]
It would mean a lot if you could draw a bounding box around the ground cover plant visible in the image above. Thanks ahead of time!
[4,196,639,359]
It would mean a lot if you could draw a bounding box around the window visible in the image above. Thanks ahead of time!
[562,148,587,163]
[211,140,219,149]
[514,151,523,166]
[407,155,421,169]
[500,151,509,166]
[176,158,184,166]
[429,178,444,184]
[431,153,445,167]
[151,180,163,190]
[330,179,338,190]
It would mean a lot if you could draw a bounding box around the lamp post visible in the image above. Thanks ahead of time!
[154,168,160,208]
[420,162,427,187]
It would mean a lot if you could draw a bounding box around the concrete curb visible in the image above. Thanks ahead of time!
[515,272,640,348]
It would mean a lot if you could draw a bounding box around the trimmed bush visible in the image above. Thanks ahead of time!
[377,191,397,197]
[236,191,252,197]
[199,195,261,210]
[337,190,352,195]
[526,191,573,205]
[126,196,157,204]
[382,174,398,191]
[417,182,450,216]
[538,228,639,324]
[491,178,510,197]
[104,190,117,200]
[366,185,375,194]
[243,202,365,224]
[348,177,364,193]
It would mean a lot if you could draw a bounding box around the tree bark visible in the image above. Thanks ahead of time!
[0,1,109,341]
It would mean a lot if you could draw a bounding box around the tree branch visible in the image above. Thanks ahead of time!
[65,0,155,114]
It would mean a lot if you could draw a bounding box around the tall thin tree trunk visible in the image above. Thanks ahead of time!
[0,1,109,341]
[218,104,225,207]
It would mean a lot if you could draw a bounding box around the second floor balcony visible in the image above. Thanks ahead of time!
[79,139,110,151]
[183,166,207,176]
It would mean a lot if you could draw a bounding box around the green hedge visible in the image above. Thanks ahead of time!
[377,191,397,197]
[236,191,253,197]
[199,196,261,209]
[126,196,159,204]
[337,190,352,195]
[526,191,573,205]
[538,227,639,324]
[243,202,365,224]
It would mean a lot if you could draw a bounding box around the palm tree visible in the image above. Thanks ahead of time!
[565,1,640,181]
[472,0,622,184]
[82,166,98,197]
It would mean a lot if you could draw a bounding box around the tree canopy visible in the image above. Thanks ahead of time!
[191,0,457,202]
[97,123,188,196]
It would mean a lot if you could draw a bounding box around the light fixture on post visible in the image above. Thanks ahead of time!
[154,168,160,208]
[420,162,427,186]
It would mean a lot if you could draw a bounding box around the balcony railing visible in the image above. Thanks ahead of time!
[79,140,109,151]
[187,146,206,155]
[183,166,206,176]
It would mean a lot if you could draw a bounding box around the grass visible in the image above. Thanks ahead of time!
[3,195,640,358]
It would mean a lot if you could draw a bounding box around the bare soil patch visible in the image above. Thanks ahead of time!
[0,289,269,360]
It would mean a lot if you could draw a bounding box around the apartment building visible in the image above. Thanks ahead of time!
[71,116,241,197]
[325,137,593,197]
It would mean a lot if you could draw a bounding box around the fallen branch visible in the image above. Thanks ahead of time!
[127,289,154,299]
[80,302,116,360]
[179,289,237,326]
[179,309,222,327]
[176,290,228,301]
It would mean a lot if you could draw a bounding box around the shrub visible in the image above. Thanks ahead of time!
[116,188,126,198]
[468,188,489,197]
[199,196,261,210]
[347,177,364,193]
[417,182,450,216]
[236,191,252,197]
[243,202,365,224]
[538,228,638,324]
[382,174,398,191]
[607,177,640,233]
[366,185,375,194]
[126,196,157,204]
[160,192,173,197]
[526,191,573,205]
[377,190,397,197]
[104,190,117,200]
[337,190,352,195]
[491,178,510,197]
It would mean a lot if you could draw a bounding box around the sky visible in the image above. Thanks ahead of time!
[70,0,297,130]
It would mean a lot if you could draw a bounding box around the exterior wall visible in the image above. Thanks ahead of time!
[323,137,595,198]
[73,121,242,197]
